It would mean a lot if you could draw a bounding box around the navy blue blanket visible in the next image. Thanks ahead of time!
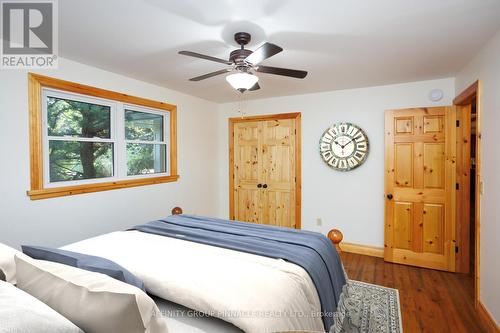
[131,215,347,330]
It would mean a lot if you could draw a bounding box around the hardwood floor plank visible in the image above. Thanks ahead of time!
[428,269,463,332]
[340,252,489,333]
[418,268,449,333]
[395,263,422,332]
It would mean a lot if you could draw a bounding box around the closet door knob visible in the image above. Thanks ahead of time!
[387,193,393,200]
[263,184,268,189]
[257,184,262,188]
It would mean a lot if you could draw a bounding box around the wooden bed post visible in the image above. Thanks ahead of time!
[171,207,183,215]
[328,229,343,253]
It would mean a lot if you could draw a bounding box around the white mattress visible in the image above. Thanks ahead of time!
[63,230,324,333]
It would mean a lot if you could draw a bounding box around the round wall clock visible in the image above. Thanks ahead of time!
[319,122,369,171]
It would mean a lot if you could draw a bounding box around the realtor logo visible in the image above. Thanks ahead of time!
[1,0,58,69]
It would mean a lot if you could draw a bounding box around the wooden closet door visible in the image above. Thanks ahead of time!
[261,119,296,228]
[230,113,300,228]
[384,107,456,271]
[233,121,263,224]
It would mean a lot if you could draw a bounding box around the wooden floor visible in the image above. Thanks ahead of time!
[340,252,488,333]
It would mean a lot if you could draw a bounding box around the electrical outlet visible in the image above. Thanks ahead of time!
[480,181,484,195]
[316,218,322,226]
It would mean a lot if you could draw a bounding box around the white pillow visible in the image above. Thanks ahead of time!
[15,255,169,333]
[0,280,83,333]
[0,242,29,284]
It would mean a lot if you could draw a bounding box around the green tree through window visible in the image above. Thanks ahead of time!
[125,110,166,175]
[47,97,113,182]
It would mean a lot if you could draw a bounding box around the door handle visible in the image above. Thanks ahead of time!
[263,184,268,189]
[387,193,393,200]
[257,184,262,188]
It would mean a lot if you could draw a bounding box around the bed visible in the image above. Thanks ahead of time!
[61,209,348,333]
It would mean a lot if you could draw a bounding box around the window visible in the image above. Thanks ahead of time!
[28,74,178,200]
[125,109,167,176]
[45,93,115,184]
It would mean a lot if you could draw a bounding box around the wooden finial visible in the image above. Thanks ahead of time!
[328,229,343,253]
[171,207,183,215]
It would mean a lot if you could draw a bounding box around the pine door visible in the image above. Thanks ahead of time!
[384,107,456,271]
[230,114,300,228]
[232,121,262,223]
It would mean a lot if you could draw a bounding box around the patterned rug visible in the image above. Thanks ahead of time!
[335,280,402,333]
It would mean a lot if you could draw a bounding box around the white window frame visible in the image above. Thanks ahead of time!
[41,87,170,188]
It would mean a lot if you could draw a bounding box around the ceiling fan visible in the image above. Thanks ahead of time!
[178,32,308,92]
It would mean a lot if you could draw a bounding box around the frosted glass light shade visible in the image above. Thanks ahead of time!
[226,72,259,90]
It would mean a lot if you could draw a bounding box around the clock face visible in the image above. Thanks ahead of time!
[319,122,369,171]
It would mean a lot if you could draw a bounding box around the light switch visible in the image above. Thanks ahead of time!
[316,218,322,226]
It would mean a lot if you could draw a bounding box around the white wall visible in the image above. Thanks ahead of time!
[0,58,219,249]
[455,29,500,323]
[215,78,455,247]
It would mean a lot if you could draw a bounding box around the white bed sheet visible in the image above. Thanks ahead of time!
[63,230,325,333]
[154,297,243,333]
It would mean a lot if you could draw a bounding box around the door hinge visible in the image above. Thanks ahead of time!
[456,120,460,127]
[456,183,459,190]
[455,246,459,253]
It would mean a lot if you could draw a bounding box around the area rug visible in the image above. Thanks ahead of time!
[334,280,403,333]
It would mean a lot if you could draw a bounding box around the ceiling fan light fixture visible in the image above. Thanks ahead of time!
[226,72,259,91]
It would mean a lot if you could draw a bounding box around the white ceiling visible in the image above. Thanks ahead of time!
[59,0,500,103]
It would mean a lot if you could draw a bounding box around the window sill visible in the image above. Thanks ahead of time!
[27,175,180,200]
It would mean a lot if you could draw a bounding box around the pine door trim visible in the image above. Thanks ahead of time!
[454,80,482,309]
[228,112,302,229]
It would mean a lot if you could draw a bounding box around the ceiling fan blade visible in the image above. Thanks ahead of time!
[179,51,232,65]
[244,43,283,65]
[249,82,260,91]
[189,68,231,81]
[256,65,308,79]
